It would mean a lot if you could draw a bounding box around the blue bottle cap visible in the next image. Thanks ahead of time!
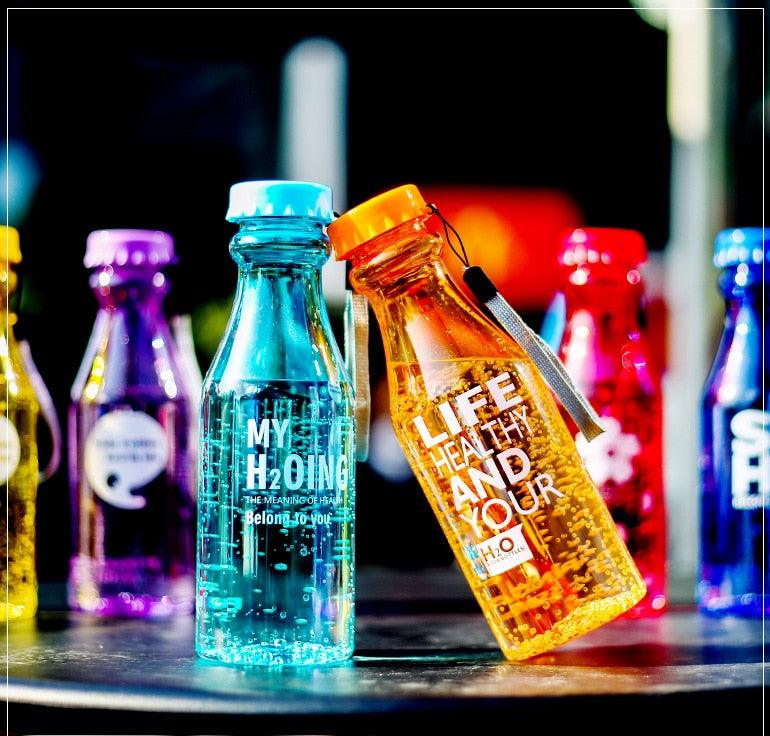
[714,227,767,268]
[226,180,334,223]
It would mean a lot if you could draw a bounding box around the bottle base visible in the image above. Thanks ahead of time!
[196,640,354,666]
[1,599,37,621]
[698,593,768,618]
[500,585,646,661]
[69,591,194,619]
[621,591,667,619]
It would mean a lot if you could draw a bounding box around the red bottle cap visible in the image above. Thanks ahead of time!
[560,228,647,269]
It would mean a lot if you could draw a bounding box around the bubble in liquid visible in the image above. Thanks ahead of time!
[388,357,644,659]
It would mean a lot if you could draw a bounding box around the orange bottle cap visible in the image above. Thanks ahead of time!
[328,184,429,260]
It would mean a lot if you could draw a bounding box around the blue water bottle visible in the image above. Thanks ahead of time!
[196,181,356,664]
[699,227,768,617]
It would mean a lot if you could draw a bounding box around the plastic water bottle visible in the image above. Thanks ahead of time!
[196,181,355,665]
[69,229,195,617]
[328,185,643,661]
[699,227,768,617]
[555,228,667,617]
[1,226,40,620]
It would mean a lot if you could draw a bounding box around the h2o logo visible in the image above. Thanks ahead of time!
[475,524,534,577]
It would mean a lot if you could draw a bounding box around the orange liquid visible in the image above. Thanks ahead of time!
[390,357,645,660]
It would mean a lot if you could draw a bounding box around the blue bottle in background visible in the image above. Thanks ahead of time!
[699,227,768,617]
[196,181,356,665]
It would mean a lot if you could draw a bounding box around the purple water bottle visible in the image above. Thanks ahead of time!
[69,230,195,617]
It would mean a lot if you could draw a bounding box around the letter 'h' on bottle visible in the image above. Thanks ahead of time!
[328,185,644,661]
[196,181,355,665]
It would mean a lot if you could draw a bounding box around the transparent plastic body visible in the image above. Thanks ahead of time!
[349,219,644,661]
[69,265,195,617]
[1,297,39,621]
[196,218,355,665]
[699,262,768,616]
[557,268,666,617]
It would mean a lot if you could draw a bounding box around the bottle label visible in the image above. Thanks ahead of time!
[242,415,348,516]
[409,367,560,579]
[0,415,21,484]
[222,389,353,590]
[85,410,169,510]
[730,408,769,510]
[475,524,533,575]
[575,416,641,487]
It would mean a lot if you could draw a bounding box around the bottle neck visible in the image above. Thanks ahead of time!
[233,260,324,312]
[562,269,644,328]
[348,219,444,297]
[90,266,170,314]
[230,217,329,270]
[719,263,762,310]
[705,263,765,403]
[230,216,328,359]
[74,266,179,401]
[1,267,18,339]
[0,298,19,379]
[213,217,340,384]
[559,268,653,391]
[348,219,518,364]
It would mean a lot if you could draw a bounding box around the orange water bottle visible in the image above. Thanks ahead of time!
[329,185,645,660]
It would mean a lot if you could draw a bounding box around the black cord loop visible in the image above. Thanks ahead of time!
[427,203,470,268]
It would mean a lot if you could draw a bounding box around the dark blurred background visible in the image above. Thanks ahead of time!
[5,7,764,599]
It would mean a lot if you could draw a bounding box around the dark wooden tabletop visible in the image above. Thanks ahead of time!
[3,607,765,734]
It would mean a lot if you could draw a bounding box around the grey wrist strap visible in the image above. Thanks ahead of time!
[463,266,605,442]
[344,290,371,461]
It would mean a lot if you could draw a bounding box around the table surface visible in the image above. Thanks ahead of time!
[3,607,766,734]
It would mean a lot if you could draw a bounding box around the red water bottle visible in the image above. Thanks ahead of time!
[555,228,666,617]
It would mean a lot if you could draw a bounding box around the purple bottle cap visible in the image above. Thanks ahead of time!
[85,229,175,269]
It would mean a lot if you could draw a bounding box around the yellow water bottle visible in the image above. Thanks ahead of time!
[1,226,40,620]
[329,186,645,660]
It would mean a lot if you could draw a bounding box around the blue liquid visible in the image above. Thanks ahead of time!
[196,380,355,664]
